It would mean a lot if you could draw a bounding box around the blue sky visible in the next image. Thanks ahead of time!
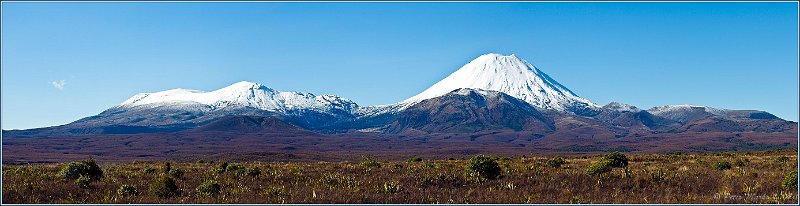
[2,2,798,130]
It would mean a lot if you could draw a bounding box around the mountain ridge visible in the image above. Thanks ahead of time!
[2,53,794,137]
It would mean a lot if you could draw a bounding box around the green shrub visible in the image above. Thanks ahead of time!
[214,162,229,174]
[168,168,184,179]
[117,185,139,197]
[75,175,91,188]
[408,156,423,162]
[586,160,612,175]
[59,157,103,179]
[150,176,179,198]
[599,152,628,168]
[546,157,567,168]
[142,166,157,174]
[465,155,501,181]
[586,152,628,176]
[360,156,381,168]
[713,161,732,171]
[782,170,798,190]
[162,162,172,174]
[381,181,402,194]
[195,179,221,197]
[717,152,736,158]
[226,163,245,172]
[245,167,261,176]
[734,158,747,167]
[392,164,403,169]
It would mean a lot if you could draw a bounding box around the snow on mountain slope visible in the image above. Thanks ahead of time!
[603,102,642,113]
[402,53,598,113]
[647,105,730,123]
[118,81,359,115]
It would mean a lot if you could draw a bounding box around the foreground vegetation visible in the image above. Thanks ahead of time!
[2,150,798,204]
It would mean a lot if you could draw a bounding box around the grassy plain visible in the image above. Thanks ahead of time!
[2,150,798,204]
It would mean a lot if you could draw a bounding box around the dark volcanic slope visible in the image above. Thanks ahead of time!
[190,116,308,133]
[386,88,555,133]
[3,129,796,164]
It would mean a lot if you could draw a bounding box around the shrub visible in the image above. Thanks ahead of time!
[226,163,245,172]
[782,170,798,190]
[59,157,103,179]
[162,162,172,174]
[195,179,221,197]
[586,160,612,175]
[117,185,139,197]
[599,152,628,168]
[360,156,381,168]
[408,156,423,162]
[734,158,747,167]
[168,168,184,179]
[245,167,261,176]
[381,181,402,194]
[713,161,732,171]
[142,166,157,174]
[465,155,501,181]
[546,157,567,168]
[718,152,736,158]
[214,162,229,174]
[150,176,179,198]
[392,164,403,169]
[75,175,91,188]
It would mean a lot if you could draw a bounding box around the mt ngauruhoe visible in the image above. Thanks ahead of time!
[3,53,795,139]
[402,53,597,114]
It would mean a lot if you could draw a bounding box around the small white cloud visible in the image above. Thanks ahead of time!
[51,80,66,90]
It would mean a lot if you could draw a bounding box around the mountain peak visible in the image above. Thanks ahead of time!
[478,53,514,58]
[229,81,260,88]
[216,81,272,93]
[402,53,597,113]
[116,81,359,115]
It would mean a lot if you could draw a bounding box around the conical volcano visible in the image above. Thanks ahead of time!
[403,53,597,113]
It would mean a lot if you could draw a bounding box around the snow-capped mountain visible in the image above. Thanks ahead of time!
[118,81,359,115]
[401,53,598,114]
[3,53,793,138]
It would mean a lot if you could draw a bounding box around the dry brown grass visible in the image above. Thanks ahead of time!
[2,150,798,204]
